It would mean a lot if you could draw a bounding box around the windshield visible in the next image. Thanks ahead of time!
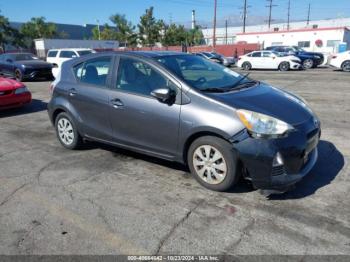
[293,46,305,52]
[156,54,254,92]
[13,54,38,61]
[77,50,93,56]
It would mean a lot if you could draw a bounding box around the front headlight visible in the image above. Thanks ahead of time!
[14,86,29,94]
[237,109,294,138]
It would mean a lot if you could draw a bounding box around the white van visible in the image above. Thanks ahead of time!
[47,48,96,78]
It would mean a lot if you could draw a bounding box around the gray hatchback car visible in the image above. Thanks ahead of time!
[48,51,320,194]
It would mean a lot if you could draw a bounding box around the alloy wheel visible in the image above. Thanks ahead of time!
[192,145,227,185]
[57,118,75,146]
[342,61,350,72]
[303,59,314,69]
[15,70,22,81]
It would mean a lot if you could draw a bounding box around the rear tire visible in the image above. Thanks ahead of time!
[279,62,290,71]
[341,60,350,72]
[55,112,83,150]
[187,136,239,192]
[302,59,314,69]
[242,62,252,70]
[15,69,23,82]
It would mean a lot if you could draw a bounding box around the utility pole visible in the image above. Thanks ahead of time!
[287,0,291,30]
[212,0,217,49]
[307,3,311,26]
[243,0,247,33]
[266,0,277,29]
[225,20,228,44]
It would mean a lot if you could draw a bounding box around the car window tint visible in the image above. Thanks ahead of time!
[116,57,169,96]
[252,52,261,57]
[74,57,111,86]
[262,52,272,57]
[60,51,77,58]
[47,51,58,57]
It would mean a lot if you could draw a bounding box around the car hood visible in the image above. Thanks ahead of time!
[0,77,24,91]
[16,60,53,68]
[206,83,313,125]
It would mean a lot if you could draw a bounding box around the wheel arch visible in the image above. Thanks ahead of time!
[341,60,350,69]
[182,131,231,165]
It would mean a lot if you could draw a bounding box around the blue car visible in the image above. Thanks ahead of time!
[0,53,53,81]
[265,46,324,69]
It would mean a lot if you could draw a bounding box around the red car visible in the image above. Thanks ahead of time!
[0,77,31,110]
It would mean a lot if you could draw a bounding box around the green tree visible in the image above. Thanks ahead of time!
[92,24,117,40]
[138,7,160,47]
[21,17,57,48]
[0,13,22,52]
[162,23,187,46]
[187,26,205,46]
[110,14,135,46]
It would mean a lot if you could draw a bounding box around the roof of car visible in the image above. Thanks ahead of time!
[130,51,190,58]
[48,48,94,51]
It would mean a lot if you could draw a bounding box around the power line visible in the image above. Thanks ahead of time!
[266,0,277,29]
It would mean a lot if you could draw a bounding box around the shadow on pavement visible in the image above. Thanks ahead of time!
[0,99,47,118]
[270,140,344,200]
[86,141,255,194]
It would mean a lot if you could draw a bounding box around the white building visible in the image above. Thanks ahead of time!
[202,17,350,53]
[236,27,350,53]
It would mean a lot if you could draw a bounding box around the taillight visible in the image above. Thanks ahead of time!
[238,57,242,60]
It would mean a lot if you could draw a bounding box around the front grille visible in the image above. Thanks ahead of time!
[271,165,285,176]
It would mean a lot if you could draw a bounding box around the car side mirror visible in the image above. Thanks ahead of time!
[6,59,13,63]
[151,88,175,103]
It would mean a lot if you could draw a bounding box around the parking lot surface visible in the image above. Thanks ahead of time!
[0,68,349,255]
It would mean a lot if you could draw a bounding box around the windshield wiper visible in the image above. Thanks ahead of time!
[200,87,230,93]
[231,73,250,88]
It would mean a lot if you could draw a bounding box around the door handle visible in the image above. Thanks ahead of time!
[68,88,77,97]
[111,98,124,109]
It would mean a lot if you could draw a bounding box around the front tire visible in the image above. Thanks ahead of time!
[302,59,314,69]
[187,136,239,192]
[15,69,23,82]
[55,112,83,150]
[279,62,290,71]
[341,60,350,72]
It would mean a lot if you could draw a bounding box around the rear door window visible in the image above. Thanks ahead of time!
[252,52,262,57]
[74,57,112,87]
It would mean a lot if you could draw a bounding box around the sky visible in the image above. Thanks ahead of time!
[1,0,350,28]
